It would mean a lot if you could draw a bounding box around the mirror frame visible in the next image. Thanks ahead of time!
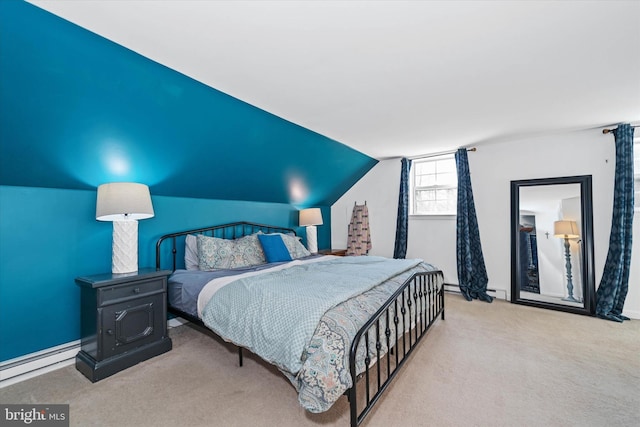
[510,175,596,316]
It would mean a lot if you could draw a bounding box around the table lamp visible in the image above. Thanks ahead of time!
[299,208,323,254]
[96,182,155,274]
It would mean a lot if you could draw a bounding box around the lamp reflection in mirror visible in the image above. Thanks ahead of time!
[96,183,155,274]
[299,208,323,254]
[554,220,580,303]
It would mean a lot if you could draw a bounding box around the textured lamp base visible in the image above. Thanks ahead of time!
[306,225,318,254]
[561,236,577,303]
[112,221,138,274]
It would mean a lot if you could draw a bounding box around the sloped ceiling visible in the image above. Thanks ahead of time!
[0,1,377,206]
[24,0,640,159]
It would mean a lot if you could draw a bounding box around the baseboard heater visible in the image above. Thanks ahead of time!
[0,340,80,388]
[0,319,190,388]
[444,283,508,300]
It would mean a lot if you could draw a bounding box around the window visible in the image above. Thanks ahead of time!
[410,155,458,215]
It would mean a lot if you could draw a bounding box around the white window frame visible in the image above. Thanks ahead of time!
[410,154,458,217]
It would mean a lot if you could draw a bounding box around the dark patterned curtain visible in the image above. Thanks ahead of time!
[393,158,412,259]
[455,149,492,302]
[596,124,635,322]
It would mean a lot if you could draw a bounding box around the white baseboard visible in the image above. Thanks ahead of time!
[486,288,509,300]
[0,340,80,388]
[444,284,508,301]
[622,309,640,320]
[168,316,189,328]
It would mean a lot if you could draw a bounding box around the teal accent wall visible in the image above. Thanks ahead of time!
[0,2,373,362]
[0,185,331,362]
[0,2,377,206]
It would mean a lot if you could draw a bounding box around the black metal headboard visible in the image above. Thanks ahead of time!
[155,221,297,271]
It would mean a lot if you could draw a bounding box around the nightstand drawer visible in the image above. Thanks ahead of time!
[99,294,165,359]
[98,277,165,306]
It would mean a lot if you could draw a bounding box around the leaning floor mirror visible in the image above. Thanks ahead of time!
[510,175,595,315]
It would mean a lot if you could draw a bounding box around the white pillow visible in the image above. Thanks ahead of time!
[184,234,199,270]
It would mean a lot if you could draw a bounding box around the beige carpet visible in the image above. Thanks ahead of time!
[2,294,639,427]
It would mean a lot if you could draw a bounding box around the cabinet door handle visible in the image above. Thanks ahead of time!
[133,288,140,294]
[107,329,114,335]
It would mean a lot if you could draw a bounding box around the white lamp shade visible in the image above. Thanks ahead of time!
[96,182,155,221]
[554,220,579,238]
[299,208,323,226]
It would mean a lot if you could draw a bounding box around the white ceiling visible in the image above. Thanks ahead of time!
[28,0,640,159]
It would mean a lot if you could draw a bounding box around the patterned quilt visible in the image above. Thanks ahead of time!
[200,256,440,413]
[290,262,440,412]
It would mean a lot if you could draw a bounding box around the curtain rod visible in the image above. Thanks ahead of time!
[410,147,476,160]
[602,125,638,134]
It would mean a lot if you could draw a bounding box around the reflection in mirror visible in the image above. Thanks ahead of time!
[511,176,595,315]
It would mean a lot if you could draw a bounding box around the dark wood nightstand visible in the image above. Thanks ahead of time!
[319,249,347,256]
[75,268,172,382]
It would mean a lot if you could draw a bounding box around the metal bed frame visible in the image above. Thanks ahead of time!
[156,222,444,427]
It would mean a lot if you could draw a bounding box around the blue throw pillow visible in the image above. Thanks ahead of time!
[257,234,292,263]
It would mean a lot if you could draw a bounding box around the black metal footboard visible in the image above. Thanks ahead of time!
[348,270,444,427]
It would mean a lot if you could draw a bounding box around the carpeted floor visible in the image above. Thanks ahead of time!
[2,293,639,427]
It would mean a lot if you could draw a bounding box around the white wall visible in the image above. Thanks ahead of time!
[536,209,567,298]
[332,128,640,319]
[331,159,402,259]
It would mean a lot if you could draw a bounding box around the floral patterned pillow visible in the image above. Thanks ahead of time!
[269,233,311,259]
[196,233,266,271]
[233,233,266,266]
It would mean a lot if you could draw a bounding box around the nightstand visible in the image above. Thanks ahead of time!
[319,249,347,256]
[75,268,172,382]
